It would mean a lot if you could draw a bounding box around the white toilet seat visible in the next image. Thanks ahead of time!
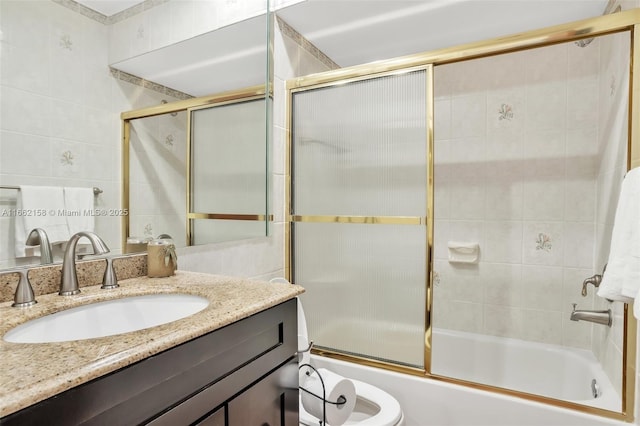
[300,378,402,426]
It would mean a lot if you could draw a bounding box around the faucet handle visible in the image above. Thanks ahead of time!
[8,269,37,308]
[571,303,577,312]
[101,257,119,290]
[581,273,603,297]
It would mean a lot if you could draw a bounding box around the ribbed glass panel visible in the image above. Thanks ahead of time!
[294,222,426,368]
[190,99,267,243]
[292,70,427,217]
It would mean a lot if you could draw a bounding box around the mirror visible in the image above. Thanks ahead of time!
[0,0,271,269]
[189,97,268,245]
[123,87,269,252]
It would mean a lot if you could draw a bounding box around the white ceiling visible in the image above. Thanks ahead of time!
[76,0,144,16]
[106,0,611,97]
[277,0,611,67]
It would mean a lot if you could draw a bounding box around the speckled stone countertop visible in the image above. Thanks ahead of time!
[0,271,304,418]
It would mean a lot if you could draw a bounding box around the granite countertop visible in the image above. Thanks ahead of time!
[0,271,304,417]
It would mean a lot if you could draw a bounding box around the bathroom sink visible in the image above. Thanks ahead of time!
[4,294,209,344]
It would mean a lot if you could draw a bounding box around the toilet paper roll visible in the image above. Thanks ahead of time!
[301,368,356,426]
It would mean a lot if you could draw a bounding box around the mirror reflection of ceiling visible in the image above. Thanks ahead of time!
[276,0,611,67]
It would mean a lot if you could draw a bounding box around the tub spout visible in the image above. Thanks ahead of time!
[570,303,612,327]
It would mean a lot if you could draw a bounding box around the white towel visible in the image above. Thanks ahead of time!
[63,187,95,256]
[14,185,70,258]
[63,187,95,235]
[597,168,640,309]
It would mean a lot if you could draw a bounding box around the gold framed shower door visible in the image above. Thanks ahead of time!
[285,8,640,423]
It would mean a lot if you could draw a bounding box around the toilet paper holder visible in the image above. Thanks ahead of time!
[300,363,348,425]
[298,340,314,354]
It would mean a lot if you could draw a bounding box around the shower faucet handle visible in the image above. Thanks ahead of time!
[581,264,607,297]
[581,274,602,296]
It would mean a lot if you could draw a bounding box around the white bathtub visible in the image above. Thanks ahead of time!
[309,328,625,426]
[431,328,620,411]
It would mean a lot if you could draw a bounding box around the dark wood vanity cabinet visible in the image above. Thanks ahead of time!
[2,299,299,426]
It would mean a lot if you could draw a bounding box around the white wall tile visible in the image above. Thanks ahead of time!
[449,182,485,220]
[483,221,522,264]
[447,137,486,181]
[433,300,483,332]
[525,82,567,133]
[0,131,51,177]
[434,98,452,141]
[451,94,486,139]
[481,263,522,307]
[483,304,522,338]
[522,179,564,221]
[485,176,523,221]
[563,221,595,269]
[521,309,562,345]
[521,265,563,311]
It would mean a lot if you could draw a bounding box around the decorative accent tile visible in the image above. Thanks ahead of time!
[137,25,145,39]
[433,270,441,286]
[276,15,340,70]
[574,38,593,48]
[498,103,514,121]
[535,233,552,251]
[61,150,74,165]
[53,0,170,25]
[610,74,616,97]
[59,34,73,51]
[110,68,193,99]
[144,223,153,238]
[165,134,174,148]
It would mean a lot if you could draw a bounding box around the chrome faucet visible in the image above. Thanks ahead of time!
[570,303,612,327]
[25,228,53,265]
[60,231,110,296]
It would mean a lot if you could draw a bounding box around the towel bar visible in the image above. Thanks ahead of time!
[0,185,103,195]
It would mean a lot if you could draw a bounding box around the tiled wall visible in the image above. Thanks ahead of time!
[432,37,617,343]
[433,31,631,396]
[1,0,119,267]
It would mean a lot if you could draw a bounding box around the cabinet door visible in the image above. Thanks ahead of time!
[195,406,225,426]
[228,360,298,426]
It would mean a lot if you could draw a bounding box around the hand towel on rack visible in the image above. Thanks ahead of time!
[62,187,96,256]
[14,186,69,258]
[63,187,95,235]
[597,167,640,308]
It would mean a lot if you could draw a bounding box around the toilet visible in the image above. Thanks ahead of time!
[295,297,404,426]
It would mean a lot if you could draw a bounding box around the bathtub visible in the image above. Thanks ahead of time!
[431,328,620,411]
[309,328,625,426]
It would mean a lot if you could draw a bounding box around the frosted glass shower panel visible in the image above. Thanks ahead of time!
[190,98,267,243]
[295,222,427,368]
[292,70,427,217]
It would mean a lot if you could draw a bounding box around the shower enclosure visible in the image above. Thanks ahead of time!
[286,10,639,422]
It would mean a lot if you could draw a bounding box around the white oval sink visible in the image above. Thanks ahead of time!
[4,294,209,344]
